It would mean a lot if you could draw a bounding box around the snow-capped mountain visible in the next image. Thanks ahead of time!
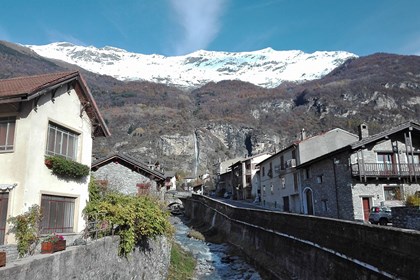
[26,42,357,88]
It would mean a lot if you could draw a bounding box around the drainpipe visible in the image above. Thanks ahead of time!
[333,158,340,219]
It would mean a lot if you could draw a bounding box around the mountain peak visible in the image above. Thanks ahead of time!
[26,42,357,89]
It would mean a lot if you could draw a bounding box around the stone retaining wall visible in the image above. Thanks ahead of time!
[183,195,420,280]
[0,236,170,280]
[392,206,420,230]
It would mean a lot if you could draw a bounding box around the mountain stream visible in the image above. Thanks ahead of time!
[171,216,262,280]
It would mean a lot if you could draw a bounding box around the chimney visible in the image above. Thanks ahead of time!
[300,128,307,140]
[358,123,369,140]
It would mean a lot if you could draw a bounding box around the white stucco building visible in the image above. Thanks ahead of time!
[0,72,110,244]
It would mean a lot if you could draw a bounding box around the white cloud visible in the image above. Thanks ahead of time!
[169,0,227,55]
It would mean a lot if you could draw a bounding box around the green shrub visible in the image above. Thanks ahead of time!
[7,205,43,257]
[84,191,173,256]
[167,242,196,280]
[406,193,420,206]
[45,155,90,178]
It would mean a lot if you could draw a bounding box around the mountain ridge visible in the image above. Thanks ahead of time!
[1,40,420,175]
[26,42,357,89]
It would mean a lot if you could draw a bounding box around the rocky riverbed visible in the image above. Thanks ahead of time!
[170,216,262,280]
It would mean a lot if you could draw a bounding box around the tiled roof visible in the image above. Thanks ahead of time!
[0,71,110,137]
[350,121,420,149]
[0,71,78,97]
[91,153,166,181]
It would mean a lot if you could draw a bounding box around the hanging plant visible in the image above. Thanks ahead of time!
[45,155,90,178]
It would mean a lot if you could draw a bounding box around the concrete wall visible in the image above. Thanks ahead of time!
[184,195,420,280]
[0,236,170,280]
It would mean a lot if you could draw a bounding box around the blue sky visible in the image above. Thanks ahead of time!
[1,0,419,56]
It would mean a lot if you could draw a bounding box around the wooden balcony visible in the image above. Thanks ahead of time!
[351,163,420,179]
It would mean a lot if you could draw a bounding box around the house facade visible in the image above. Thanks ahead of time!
[91,153,166,196]
[214,157,243,196]
[0,72,110,244]
[299,122,420,222]
[259,128,358,213]
[231,153,271,200]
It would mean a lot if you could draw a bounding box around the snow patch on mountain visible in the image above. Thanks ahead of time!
[26,42,357,88]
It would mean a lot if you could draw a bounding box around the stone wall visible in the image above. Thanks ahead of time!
[392,206,420,230]
[183,195,420,280]
[0,236,171,280]
[92,162,159,195]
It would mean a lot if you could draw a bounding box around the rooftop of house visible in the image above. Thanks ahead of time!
[0,71,110,137]
[91,153,165,181]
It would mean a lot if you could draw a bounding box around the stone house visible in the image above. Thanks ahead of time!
[298,122,420,222]
[91,153,166,196]
[214,157,244,196]
[0,72,110,244]
[230,153,271,200]
[258,128,358,213]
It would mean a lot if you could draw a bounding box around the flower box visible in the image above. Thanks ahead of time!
[0,251,5,267]
[41,240,66,254]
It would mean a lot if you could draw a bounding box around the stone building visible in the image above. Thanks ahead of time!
[0,72,110,244]
[230,153,271,200]
[299,122,420,222]
[91,153,165,196]
[258,128,358,213]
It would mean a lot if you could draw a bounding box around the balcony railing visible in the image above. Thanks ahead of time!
[351,163,420,178]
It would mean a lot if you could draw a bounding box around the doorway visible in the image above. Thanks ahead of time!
[305,188,314,215]
[0,193,9,245]
[362,197,371,221]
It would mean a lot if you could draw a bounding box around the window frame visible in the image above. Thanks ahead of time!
[0,116,16,152]
[46,122,79,160]
[40,194,76,234]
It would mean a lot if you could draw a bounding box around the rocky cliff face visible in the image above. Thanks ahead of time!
[2,41,420,176]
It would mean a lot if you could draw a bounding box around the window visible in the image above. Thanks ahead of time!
[316,175,323,184]
[0,117,16,152]
[293,173,298,192]
[280,155,284,170]
[322,199,328,212]
[41,195,75,234]
[46,123,78,160]
[384,186,402,200]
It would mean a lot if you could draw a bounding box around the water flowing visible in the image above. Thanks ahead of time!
[171,216,262,280]
[194,130,200,177]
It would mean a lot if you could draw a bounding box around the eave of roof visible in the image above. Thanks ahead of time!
[0,71,110,137]
[297,121,420,168]
[92,153,165,181]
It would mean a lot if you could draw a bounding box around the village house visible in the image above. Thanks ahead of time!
[0,72,110,245]
[258,128,358,213]
[91,153,166,196]
[230,153,271,200]
[298,122,420,222]
[214,157,244,197]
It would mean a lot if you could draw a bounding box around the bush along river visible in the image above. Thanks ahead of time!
[170,215,263,280]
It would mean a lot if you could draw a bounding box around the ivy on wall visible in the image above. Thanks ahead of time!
[84,179,173,256]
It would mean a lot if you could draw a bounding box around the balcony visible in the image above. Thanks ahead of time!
[351,163,420,179]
